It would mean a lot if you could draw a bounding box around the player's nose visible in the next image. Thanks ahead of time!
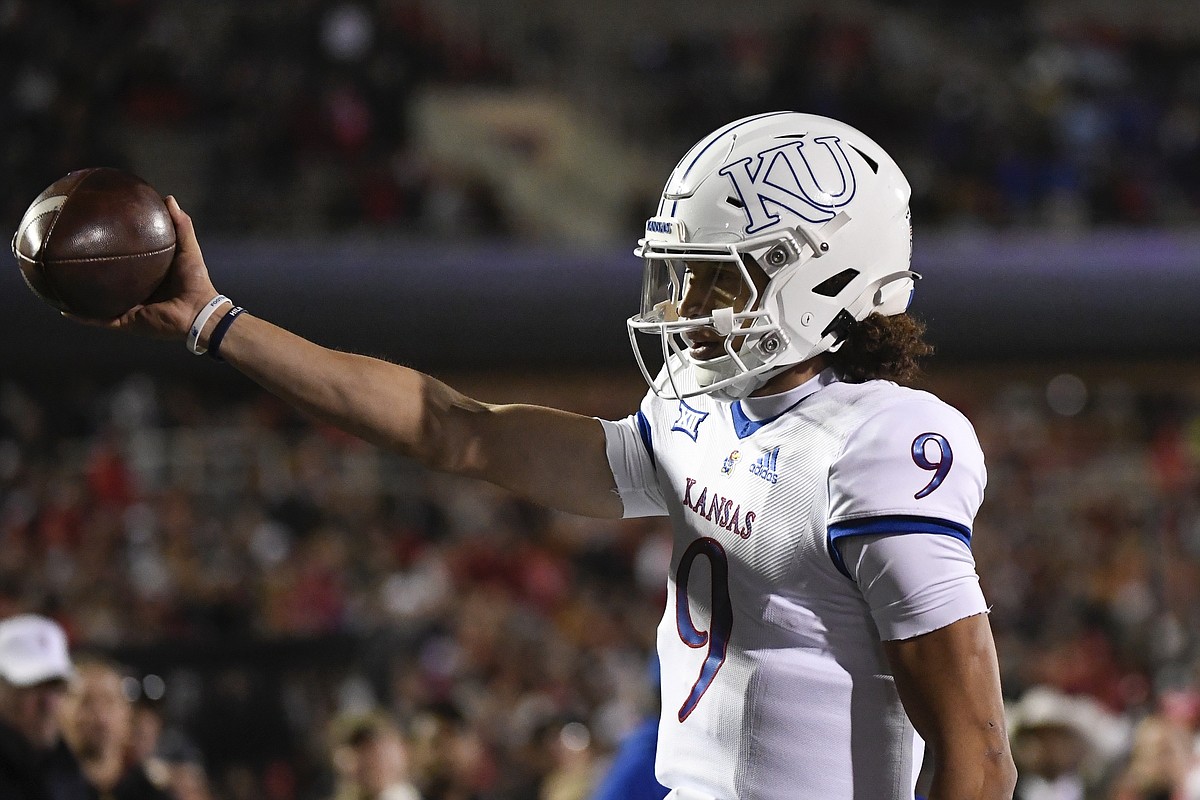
[679,281,716,320]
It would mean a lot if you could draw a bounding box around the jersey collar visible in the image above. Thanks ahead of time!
[729,368,838,439]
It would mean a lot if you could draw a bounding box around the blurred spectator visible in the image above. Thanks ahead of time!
[1008,685,1129,800]
[1109,714,1196,800]
[407,702,493,800]
[587,717,665,800]
[127,694,215,800]
[538,721,599,800]
[60,655,172,800]
[157,751,214,800]
[328,711,421,800]
[0,614,88,800]
[588,656,666,800]
[128,700,164,774]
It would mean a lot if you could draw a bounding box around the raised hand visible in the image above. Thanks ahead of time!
[66,196,220,341]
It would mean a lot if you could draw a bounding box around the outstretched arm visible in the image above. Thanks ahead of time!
[883,614,1018,800]
[90,198,624,519]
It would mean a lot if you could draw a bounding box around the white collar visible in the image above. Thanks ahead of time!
[736,368,838,421]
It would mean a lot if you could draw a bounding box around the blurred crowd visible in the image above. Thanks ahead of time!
[619,4,1200,230]
[0,0,513,238]
[3,2,1200,799]
[0,367,1199,799]
[0,373,667,800]
[5,0,1200,237]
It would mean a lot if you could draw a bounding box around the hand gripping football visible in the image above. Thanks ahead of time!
[13,167,176,319]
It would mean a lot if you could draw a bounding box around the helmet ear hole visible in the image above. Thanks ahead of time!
[821,309,857,342]
[812,269,860,298]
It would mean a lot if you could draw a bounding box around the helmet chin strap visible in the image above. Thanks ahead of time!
[690,316,845,401]
[691,354,794,402]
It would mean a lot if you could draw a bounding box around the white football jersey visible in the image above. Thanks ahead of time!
[603,369,987,800]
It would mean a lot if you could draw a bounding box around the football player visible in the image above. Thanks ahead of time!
[85,111,1016,800]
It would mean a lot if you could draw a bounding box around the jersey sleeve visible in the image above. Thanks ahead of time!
[837,532,988,641]
[827,396,986,569]
[598,404,669,518]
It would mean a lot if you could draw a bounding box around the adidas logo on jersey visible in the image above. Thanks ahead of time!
[749,446,781,484]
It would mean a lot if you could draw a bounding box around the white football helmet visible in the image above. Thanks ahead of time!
[627,111,918,401]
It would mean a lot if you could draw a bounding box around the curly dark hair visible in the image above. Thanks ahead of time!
[824,313,933,385]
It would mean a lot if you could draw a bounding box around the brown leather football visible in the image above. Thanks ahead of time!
[12,168,176,319]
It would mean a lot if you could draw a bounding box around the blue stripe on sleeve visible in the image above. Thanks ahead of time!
[826,515,972,579]
[635,411,655,468]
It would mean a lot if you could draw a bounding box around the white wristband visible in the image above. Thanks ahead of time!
[187,295,232,355]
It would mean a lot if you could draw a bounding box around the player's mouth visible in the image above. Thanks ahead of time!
[686,336,726,361]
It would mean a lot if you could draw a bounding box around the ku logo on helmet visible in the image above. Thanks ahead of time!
[719,135,857,234]
[646,220,674,235]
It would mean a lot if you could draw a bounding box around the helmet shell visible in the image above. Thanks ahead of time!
[629,112,917,399]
